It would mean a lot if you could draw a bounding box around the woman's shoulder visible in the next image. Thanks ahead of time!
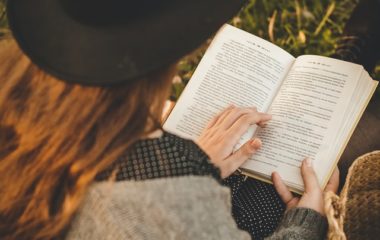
[66,176,250,240]
[96,131,221,182]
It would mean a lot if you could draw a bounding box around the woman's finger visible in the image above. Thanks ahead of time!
[205,105,234,130]
[324,167,339,193]
[217,107,256,130]
[272,172,294,205]
[257,114,273,127]
[220,138,262,178]
[228,112,272,138]
[301,158,321,193]
[257,119,270,128]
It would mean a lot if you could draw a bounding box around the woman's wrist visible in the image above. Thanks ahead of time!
[280,207,328,236]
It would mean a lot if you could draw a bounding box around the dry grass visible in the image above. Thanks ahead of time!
[172,0,380,100]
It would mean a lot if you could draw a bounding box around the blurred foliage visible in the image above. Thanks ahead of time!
[0,0,8,38]
[238,0,352,56]
[173,0,380,100]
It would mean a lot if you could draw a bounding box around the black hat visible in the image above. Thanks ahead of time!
[7,0,245,86]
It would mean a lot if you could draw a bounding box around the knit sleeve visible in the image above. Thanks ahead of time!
[265,207,328,240]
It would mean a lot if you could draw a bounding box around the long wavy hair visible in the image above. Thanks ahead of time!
[0,39,176,239]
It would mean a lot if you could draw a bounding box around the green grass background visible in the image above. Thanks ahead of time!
[0,0,8,37]
[174,0,380,100]
[1,0,379,100]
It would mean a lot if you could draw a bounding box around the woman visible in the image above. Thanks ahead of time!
[0,0,338,239]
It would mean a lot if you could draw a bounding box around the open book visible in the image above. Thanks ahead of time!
[164,24,378,193]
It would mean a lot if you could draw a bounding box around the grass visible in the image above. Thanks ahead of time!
[173,0,380,100]
[0,0,379,99]
[0,0,8,38]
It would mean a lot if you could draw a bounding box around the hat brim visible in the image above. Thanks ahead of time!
[7,0,245,86]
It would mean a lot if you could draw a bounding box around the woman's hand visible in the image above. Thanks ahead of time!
[272,158,340,215]
[197,105,272,178]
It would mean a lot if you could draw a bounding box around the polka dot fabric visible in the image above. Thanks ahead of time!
[96,131,285,239]
[224,175,286,239]
[96,132,221,182]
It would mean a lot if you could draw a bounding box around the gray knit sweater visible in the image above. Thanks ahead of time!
[66,176,327,240]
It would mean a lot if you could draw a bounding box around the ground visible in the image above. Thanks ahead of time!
[172,0,380,100]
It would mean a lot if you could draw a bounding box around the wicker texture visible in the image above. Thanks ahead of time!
[326,151,380,240]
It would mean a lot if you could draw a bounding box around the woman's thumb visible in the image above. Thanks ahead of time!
[301,158,321,193]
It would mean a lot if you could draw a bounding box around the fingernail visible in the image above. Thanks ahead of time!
[305,158,312,167]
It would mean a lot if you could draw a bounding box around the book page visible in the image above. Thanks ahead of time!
[323,70,377,187]
[242,55,365,190]
[164,24,295,143]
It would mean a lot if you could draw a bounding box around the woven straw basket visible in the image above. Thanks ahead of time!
[325,151,380,240]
